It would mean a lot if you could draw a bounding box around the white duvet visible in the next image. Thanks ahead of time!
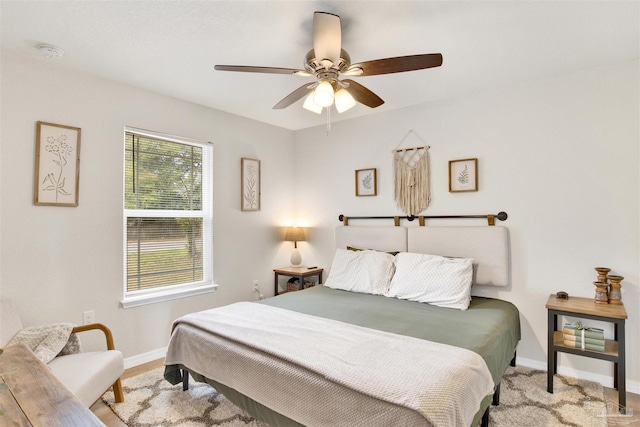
[165,302,494,427]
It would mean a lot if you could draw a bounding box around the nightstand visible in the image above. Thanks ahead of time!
[546,294,628,412]
[273,266,323,296]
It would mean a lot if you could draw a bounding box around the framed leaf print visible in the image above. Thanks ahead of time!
[449,158,478,192]
[34,121,81,206]
[241,158,260,211]
[355,168,377,196]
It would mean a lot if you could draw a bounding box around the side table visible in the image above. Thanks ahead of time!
[546,294,627,412]
[274,266,323,296]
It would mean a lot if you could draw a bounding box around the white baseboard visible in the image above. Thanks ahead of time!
[517,357,640,394]
[124,347,167,369]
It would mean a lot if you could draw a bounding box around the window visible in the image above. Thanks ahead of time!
[122,127,214,308]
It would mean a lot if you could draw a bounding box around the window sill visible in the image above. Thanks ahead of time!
[120,283,218,309]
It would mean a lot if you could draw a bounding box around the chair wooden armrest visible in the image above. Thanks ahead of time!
[71,323,116,350]
[70,323,124,403]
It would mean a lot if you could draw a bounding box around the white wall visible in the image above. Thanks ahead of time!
[0,52,296,359]
[1,51,638,392]
[293,60,639,392]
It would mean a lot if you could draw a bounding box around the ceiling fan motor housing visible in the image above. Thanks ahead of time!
[305,49,352,76]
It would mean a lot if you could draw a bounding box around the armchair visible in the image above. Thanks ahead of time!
[0,299,124,408]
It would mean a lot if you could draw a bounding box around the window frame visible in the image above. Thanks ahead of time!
[121,126,216,308]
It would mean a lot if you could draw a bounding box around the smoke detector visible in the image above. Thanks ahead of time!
[38,44,64,59]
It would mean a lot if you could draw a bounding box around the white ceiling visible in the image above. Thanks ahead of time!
[1,1,638,131]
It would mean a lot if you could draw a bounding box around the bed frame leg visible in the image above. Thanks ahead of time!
[481,406,489,427]
[492,382,501,406]
[511,352,516,367]
[182,369,189,391]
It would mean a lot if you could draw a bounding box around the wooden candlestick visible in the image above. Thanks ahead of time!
[607,275,623,305]
[595,267,611,283]
[593,281,609,304]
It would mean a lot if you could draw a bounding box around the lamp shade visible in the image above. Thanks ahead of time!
[285,227,305,266]
[285,227,306,242]
[334,88,356,113]
[313,80,334,107]
[303,93,322,114]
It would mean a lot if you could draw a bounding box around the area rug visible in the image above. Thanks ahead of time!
[489,366,607,427]
[102,365,607,427]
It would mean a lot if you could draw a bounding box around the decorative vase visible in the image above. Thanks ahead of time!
[606,275,623,305]
[595,267,611,283]
[593,281,609,304]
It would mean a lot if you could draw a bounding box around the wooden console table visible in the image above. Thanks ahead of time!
[0,343,105,426]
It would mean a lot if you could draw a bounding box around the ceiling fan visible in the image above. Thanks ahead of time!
[214,12,443,114]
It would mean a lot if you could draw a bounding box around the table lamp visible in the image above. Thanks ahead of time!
[284,227,306,266]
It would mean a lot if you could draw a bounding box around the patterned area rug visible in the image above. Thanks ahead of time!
[102,367,267,426]
[102,365,607,427]
[489,366,606,427]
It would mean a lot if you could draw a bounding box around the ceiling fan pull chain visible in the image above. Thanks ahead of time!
[326,107,331,135]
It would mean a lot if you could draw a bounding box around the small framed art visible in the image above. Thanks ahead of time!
[355,168,377,196]
[241,157,260,211]
[34,121,81,206]
[449,158,478,192]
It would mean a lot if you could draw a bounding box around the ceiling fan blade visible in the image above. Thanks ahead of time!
[273,83,314,109]
[342,79,384,108]
[215,65,308,75]
[313,12,341,67]
[349,53,443,76]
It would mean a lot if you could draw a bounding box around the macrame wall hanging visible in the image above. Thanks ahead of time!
[393,130,431,216]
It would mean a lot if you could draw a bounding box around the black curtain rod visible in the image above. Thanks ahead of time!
[338,212,508,222]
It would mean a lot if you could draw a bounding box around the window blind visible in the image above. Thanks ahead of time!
[123,129,213,296]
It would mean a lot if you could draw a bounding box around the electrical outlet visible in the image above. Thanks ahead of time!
[253,280,264,300]
[82,310,95,325]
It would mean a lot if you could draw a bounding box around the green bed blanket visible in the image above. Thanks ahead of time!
[166,285,520,427]
[259,285,520,386]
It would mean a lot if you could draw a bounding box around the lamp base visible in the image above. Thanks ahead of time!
[290,248,302,266]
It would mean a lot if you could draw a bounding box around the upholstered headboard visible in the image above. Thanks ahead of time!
[335,226,408,253]
[408,227,510,287]
[334,225,510,287]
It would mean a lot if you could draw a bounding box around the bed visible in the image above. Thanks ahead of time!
[164,223,520,427]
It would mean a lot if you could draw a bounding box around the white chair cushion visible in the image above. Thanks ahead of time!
[48,350,124,407]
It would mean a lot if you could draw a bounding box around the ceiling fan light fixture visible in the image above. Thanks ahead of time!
[313,80,334,107]
[303,92,322,114]
[334,88,356,113]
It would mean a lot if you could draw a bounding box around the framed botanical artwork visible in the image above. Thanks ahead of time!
[449,158,478,192]
[34,121,81,206]
[355,168,377,196]
[241,158,260,211]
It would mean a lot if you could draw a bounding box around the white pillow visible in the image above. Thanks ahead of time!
[324,248,395,295]
[387,252,474,310]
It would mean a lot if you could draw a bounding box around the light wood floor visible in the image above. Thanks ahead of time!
[93,360,640,427]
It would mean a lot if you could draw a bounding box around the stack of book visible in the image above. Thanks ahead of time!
[562,322,605,352]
